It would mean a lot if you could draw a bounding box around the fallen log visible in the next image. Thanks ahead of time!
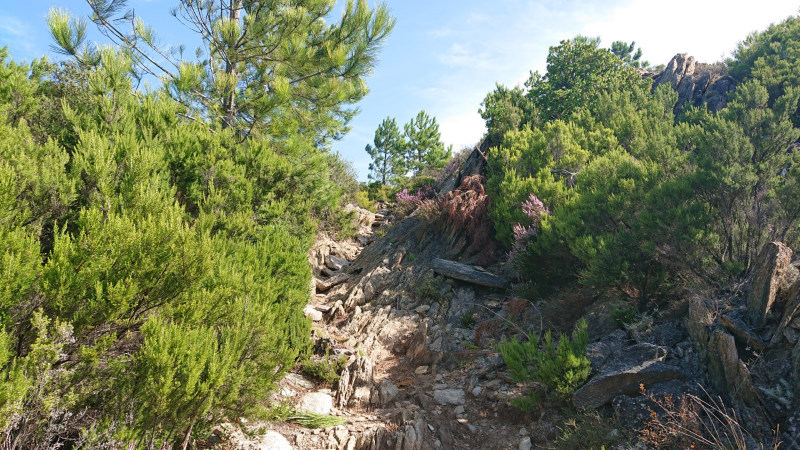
[316,272,350,292]
[432,258,508,289]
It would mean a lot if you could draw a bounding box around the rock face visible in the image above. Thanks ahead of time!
[336,356,375,408]
[746,242,793,326]
[651,53,736,114]
[572,344,686,408]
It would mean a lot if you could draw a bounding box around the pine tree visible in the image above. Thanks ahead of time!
[365,117,404,185]
[403,110,449,175]
[610,40,648,68]
[48,0,395,143]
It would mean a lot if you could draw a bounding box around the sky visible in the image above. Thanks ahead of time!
[1,1,799,181]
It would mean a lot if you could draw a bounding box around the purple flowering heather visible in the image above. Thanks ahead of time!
[508,194,548,266]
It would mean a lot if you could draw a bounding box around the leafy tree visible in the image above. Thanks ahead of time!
[525,36,643,122]
[403,110,450,175]
[729,15,800,126]
[610,40,648,68]
[479,83,536,146]
[48,0,395,143]
[365,116,405,185]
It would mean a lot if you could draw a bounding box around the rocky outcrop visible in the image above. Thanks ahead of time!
[650,53,736,114]
[746,242,794,326]
[572,343,686,408]
[336,356,375,408]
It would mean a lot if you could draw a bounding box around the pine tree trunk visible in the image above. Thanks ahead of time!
[222,1,242,130]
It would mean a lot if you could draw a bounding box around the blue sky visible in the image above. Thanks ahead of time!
[2,1,799,180]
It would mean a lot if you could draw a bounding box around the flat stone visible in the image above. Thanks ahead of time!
[296,392,333,415]
[572,344,686,408]
[284,373,314,390]
[414,366,429,375]
[433,389,465,406]
[519,437,532,450]
[415,305,430,315]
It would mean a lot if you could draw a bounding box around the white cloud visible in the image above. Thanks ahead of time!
[439,112,486,151]
[581,0,800,64]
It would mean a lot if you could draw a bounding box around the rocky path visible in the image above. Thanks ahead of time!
[223,206,541,449]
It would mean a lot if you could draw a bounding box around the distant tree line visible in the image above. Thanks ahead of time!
[365,110,451,186]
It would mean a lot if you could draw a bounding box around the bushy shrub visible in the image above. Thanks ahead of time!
[498,319,590,409]
[0,49,331,447]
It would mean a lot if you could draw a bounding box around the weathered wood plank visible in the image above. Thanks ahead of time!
[432,258,507,289]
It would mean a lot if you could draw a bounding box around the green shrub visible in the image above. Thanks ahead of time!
[498,319,590,408]
[0,49,321,446]
[610,302,637,328]
[301,354,349,383]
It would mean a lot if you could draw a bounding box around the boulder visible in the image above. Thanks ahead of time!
[572,344,687,408]
[296,392,333,415]
[433,389,466,406]
[707,328,760,407]
[372,379,399,406]
[746,242,793,327]
[336,356,374,408]
[395,418,425,450]
[325,254,350,271]
[257,430,293,450]
[303,305,323,322]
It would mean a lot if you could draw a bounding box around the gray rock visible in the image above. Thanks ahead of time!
[303,305,323,322]
[572,344,687,408]
[395,418,424,450]
[257,430,293,450]
[586,329,627,372]
[326,254,350,271]
[433,389,465,406]
[296,392,333,415]
[453,405,465,415]
[284,373,314,390]
[746,242,793,326]
[519,436,532,450]
[471,386,482,396]
[707,328,761,407]
[337,356,375,408]
[373,379,399,406]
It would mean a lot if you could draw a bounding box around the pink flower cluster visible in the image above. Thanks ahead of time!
[508,194,549,264]
[395,185,435,213]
